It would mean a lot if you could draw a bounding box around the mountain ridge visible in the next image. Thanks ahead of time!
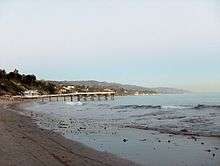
[50,80,189,94]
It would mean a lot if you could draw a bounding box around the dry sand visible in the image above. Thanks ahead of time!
[0,101,137,166]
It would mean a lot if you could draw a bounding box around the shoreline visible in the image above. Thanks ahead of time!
[125,125,220,138]
[1,96,220,166]
[0,101,137,166]
[20,98,220,166]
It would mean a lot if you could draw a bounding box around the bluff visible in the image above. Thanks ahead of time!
[0,69,56,96]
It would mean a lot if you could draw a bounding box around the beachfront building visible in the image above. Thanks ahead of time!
[58,85,75,94]
[23,90,39,97]
[134,92,139,96]
[64,85,75,90]
[103,88,114,92]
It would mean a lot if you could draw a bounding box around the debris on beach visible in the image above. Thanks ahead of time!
[205,149,211,153]
[188,136,198,141]
[79,127,86,130]
[180,129,188,132]
[123,138,128,142]
[57,121,69,129]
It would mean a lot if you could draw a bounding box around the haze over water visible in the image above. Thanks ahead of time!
[1,0,220,92]
[1,0,220,165]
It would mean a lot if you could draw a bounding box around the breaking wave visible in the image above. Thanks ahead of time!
[66,101,84,106]
[193,104,220,110]
[113,104,220,111]
[113,105,162,109]
[161,105,191,109]
[126,125,220,138]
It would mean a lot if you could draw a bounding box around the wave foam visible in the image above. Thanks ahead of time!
[193,104,220,109]
[162,106,190,109]
[66,101,83,106]
[113,105,161,109]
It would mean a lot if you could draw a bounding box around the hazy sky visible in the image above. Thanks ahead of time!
[0,0,220,92]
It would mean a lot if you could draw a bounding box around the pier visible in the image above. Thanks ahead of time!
[13,92,115,102]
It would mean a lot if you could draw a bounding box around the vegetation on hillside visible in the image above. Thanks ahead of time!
[0,69,57,96]
[52,80,188,95]
[51,80,157,96]
[1,69,186,96]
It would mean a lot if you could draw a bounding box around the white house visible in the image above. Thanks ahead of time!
[63,85,75,90]
[23,90,39,97]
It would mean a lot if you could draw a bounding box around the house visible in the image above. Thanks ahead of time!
[104,88,114,92]
[58,88,67,94]
[64,85,75,91]
[134,92,139,96]
[23,90,39,97]
[58,85,75,94]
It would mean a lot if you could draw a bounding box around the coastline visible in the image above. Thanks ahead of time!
[19,95,220,166]
[1,94,220,166]
[0,101,137,166]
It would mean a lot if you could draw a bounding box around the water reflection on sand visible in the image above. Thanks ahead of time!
[22,93,220,166]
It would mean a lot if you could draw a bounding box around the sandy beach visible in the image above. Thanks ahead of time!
[1,93,220,166]
[1,0,220,165]
[0,101,137,166]
[18,94,220,166]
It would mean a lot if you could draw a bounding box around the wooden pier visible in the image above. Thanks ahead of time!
[13,92,115,102]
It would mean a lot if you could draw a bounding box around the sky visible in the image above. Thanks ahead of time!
[0,0,220,92]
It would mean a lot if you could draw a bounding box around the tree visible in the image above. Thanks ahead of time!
[0,69,6,79]
[46,83,56,94]
[22,75,36,85]
[6,69,22,81]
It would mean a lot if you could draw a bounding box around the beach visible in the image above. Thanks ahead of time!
[0,101,137,166]
[19,94,220,166]
[1,0,219,165]
[1,93,220,166]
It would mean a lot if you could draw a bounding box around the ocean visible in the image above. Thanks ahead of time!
[22,93,220,166]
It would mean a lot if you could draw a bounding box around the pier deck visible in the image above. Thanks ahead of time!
[13,92,115,101]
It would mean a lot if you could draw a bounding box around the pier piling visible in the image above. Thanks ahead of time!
[76,95,80,101]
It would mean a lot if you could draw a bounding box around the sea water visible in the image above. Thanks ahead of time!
[22,93,220,166]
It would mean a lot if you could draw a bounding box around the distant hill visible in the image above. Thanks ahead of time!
[50,80,156,95]
[151,87,190,94]
[53,80,152,91]
[51,80,189,95]
[0,68,188,96]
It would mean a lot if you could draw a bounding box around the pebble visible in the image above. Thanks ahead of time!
[191,136,197,141]
[205,149,211,153]
[180,129,188,132]
[123,138,128,142]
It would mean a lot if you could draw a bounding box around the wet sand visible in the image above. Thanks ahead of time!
[0,101,137,166]
[21,100,220,166]
[70,127,220,166]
